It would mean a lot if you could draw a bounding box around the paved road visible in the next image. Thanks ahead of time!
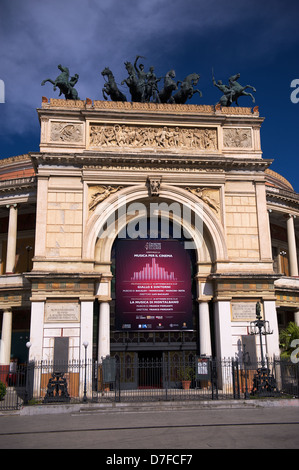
[0,406,299,450]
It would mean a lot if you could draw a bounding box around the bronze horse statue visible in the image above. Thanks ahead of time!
[213,72,256,106]
[121,61,145,102]
[101,67,127,102]
[41,64,79,100]
[158,70,178,103]
[172,73,202,104]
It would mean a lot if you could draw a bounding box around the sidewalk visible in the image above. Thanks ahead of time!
[2,397,298,416]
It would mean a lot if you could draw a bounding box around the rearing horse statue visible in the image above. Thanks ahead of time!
[41,64,79,100]
[228,73,256,106]
[158,70,178,103]
[172,73,202,104]
[121,61,144,102]
[101,67,127,102]
[213,71,256,106]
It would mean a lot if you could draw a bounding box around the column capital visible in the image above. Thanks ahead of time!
[197,296,213,303]
[0,307,12,314]
[96,296,112,302]
[6,203,17,209]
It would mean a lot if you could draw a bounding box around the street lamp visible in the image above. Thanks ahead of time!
[83,341,89,403]
[249,302,272,370]
[24,342,32,404]
[249,302,278,396]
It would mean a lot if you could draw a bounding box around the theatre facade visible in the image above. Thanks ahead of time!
[0,99,298,375]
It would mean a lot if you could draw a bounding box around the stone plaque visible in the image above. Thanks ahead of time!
[223,127,252,148]
[50,121,84,142]
[45,302,80,323]
[231,302,260,321]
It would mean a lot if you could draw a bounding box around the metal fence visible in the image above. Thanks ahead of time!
[0,357,298,410]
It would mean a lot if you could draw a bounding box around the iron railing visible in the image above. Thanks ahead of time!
[0,357,298,410]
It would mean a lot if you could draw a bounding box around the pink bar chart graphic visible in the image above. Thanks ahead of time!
[131,257,177,281]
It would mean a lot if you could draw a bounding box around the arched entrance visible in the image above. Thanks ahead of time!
[110,217,198,359]
[84,185,228,367]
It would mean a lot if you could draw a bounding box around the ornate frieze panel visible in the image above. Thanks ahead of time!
[50,121,84,143]
[223,127,252,148]
[89,123,218,152]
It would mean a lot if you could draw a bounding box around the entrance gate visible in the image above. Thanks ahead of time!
[138,352,163,389]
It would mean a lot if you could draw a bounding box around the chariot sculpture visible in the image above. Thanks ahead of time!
[41,59,257,108]
[102,55,202,105]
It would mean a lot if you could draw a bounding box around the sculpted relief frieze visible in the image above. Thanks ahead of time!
[50,121,84,143]
[223,127,252,148]
[89,123,217,152]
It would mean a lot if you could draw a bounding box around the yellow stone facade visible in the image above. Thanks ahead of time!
[0,99,298,377]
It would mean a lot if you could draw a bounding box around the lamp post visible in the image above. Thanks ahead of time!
[249,302,278,396]
[249,302,272,370]
[24,342,32,404]
[83,341,89,403]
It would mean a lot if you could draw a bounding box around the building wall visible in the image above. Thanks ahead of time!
[0,100,298,372]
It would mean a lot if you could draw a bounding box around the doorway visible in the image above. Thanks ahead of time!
[138,351,163,388]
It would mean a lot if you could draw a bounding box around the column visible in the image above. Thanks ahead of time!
[294,310,299,327]
[98,301,110,361]
[6,204,18,273]
[28,302,44,362]
[213,300,234,389]
[198,301,212,357]
[80,301,94,361]
[34,177,48,258]
[255,183,272,260]
[213,301,234,359]
[79,301,94,399]
[287,214,298,276]
[0,308,12,366]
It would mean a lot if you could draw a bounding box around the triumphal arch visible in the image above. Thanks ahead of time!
[25,96,281,370]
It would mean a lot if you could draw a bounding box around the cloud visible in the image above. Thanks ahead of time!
[0,0,298,139]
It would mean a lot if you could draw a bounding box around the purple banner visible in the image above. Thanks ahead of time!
[115,240,193,331]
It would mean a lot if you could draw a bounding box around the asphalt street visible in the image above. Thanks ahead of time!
[0,405,299,450]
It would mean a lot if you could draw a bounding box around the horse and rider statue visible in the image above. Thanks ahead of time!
[41,58,256,107]
[212,70,256,107]
[41,64,80,100]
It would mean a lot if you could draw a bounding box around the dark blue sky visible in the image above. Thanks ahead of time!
[0,0,298,191]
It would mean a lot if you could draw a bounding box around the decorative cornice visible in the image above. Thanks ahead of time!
[266,186,299,209]
[40,98,260,117]
[0,176,37,193]
[30,151,272,172]
[0,154,31,167]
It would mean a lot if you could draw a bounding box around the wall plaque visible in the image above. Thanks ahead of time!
[231,302,260,321]
[45,303,80,323]
[223,127,252,148]
[50,121,84,143]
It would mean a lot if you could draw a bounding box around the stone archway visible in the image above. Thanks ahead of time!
[83,184,228,360]
[83,184,228,268]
